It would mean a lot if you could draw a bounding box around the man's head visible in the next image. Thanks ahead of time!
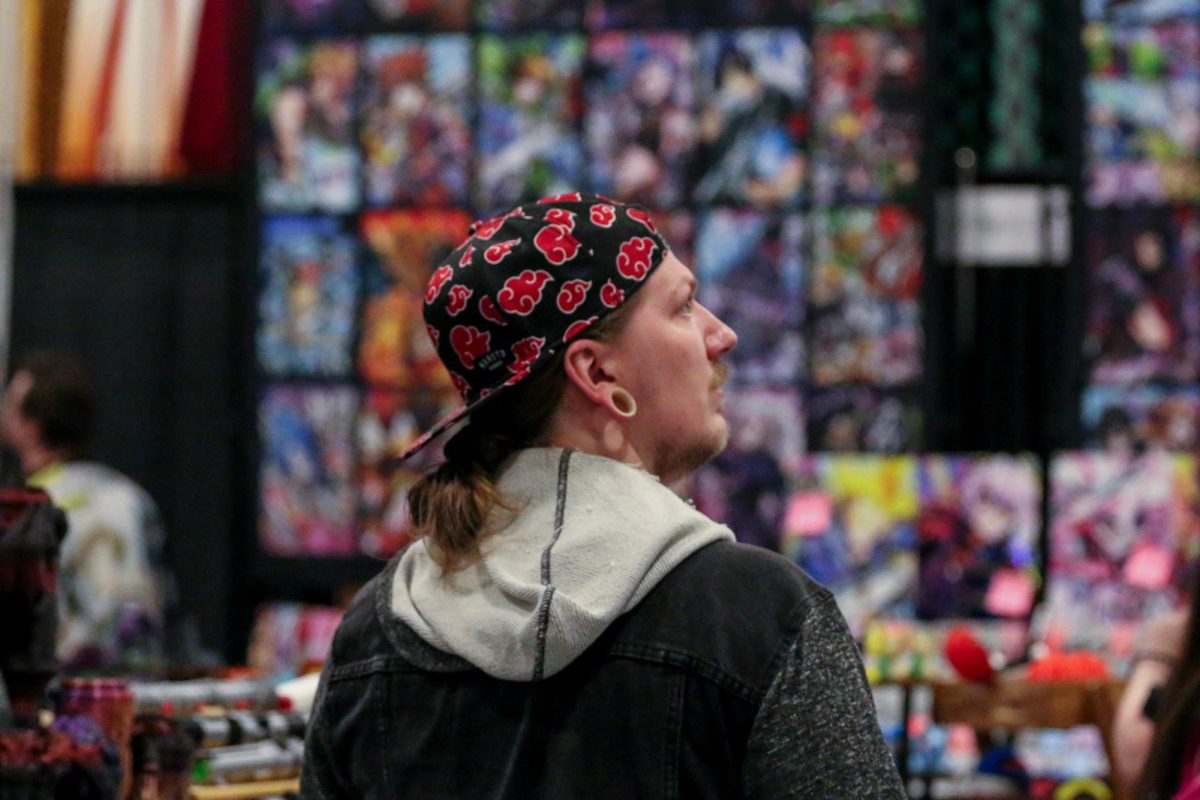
[1,350,95,473]
[407,193,737,568]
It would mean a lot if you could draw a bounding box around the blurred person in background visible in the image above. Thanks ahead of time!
[1,350,167,672]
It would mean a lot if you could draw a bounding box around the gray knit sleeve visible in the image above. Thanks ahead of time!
[743,594,906,799]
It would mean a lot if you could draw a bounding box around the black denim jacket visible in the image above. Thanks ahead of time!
[301,541,905,799]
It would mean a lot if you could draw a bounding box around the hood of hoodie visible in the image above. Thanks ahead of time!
[390,448,734,681]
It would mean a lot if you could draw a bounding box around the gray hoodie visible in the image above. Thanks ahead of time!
[390,447,734,681]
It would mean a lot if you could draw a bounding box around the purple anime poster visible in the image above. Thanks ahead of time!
[363,0,470,29]
[476,0,583,32]
[812,27,922,204]
[806,385,921,453]
[358,209,472,392]
[1085,21,1200,206]
[1084,206,1200,384]
[356,389,454,558]
[262,0,363,32]
[690,386,805,553]
[915,456,1042,621]
[680,0,811,27]
[475,35,585,212]
[1082,383,1200,452]
[585,32,696,208]
[1044,452,1200,658]
[651,210,696,269]
[814,0,922,26]
[782,455,919,637]
[694,210,805,385]
[807,205,923,387]
[256,39,360,213]
[691,29,811,208]
[257,216,358,379]
[361,35,471,206]
[584,0,676,28]
[1084,0,1200,24]
[259,385,359,556]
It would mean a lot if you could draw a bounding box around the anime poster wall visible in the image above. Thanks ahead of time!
[692,29,810,208]
[259,385,359,556]
[256,39,359,212]
[1082,383,1200,451]
[1044,451,1200,658]
[476,34,585,212]
[783,455,919,637]
[361,35,472,206]
[248,603,344,680]
[915,456,1041,622]
[585,32,697,209]
[1083,206,1200,385]
[258,216,358,377]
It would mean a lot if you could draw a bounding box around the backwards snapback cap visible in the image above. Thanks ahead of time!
[397,192,670,461]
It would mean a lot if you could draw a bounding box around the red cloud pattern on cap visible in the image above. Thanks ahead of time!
[485,238,521,265]
[497,269,553,316]
[534,224,581,265]
[600,280,625,308]
[450,325,490,370]
[617,237,658,281]
[446,284,473,316]
[410,194,669,463]
[557,279,591,314]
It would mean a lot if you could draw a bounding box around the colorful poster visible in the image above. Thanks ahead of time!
[815,0,922,26]
[358,208,472,391]
[813,28,922,204]
[1044,451,1200,656]
[783,455,920,637]
[256,39,359,212]
[1083,206,1200,384]
[652,210,696,270]
[257,216,358,378]
[356,389,455,558]
[808,205,923,387]
[915,455,1042,621]
[361,35,471,206]
[694,210,806,385]
[585,32,696,208]
[1083,0,1200,24]
[807,385,921,453]
[476,0,582,33]
[262,0,363,32]
[692,386,805,553]
[476,34,585,212]
[248,603,344,680]
[259,385,359,556]
[692,29,810,208]
[1085,22,1200,206]
[1082,383,1200,452]
[364,0,471,28]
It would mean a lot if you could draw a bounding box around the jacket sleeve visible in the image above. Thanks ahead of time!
[299,668,352,800]
[742,594,905,799]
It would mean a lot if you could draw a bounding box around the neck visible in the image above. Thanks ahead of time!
[545,392,648,476]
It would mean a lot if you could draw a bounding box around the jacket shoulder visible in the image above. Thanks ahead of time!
[609,541,835,699]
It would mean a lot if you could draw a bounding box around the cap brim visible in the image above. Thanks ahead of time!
[382,377,512,469]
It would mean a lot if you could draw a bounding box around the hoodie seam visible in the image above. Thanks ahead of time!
[532,448,573,681]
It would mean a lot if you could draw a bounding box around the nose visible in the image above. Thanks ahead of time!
[700,304,737,358]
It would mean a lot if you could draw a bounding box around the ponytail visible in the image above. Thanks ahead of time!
[408,298,638,571]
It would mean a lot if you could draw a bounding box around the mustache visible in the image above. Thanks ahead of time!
[711,361,729,390]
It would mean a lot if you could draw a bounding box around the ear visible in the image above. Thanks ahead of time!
[562,338,621,412]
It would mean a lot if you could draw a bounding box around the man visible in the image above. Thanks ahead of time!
[302,194,904,798]
[1,351,165,671]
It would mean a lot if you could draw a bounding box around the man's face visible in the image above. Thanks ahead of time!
[605,253,737,484]
[0,371,35,452]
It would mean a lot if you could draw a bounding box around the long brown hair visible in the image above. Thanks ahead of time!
[408,300,637,572]
[1142,584,1200,798]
